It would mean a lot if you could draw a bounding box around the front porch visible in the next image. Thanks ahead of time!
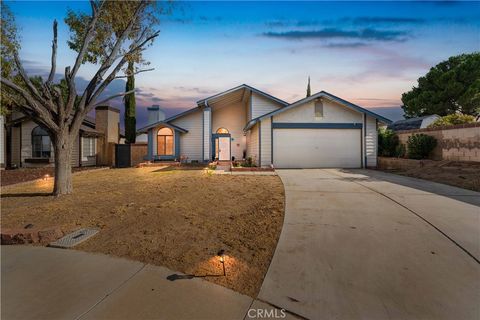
[142,122,188,162]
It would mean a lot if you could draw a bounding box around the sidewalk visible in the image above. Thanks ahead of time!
[1,246,253,320]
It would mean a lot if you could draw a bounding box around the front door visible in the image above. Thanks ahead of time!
[218,136,230,161]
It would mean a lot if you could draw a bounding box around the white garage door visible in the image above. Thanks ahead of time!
[273,129,362,168]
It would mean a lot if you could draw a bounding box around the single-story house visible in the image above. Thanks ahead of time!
[137,84,392,168]
[2,106,120,168]
[387,115,440,131]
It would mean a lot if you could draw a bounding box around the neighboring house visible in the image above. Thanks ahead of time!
[3,106,120,168]
[387,115,440,131]
[138,84,391,168]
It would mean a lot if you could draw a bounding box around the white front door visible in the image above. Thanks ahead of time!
[218,137,230,161]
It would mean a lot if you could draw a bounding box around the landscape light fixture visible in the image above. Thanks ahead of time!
[43,174,50,181]
[166,249,227,281]
[217,249,226,276]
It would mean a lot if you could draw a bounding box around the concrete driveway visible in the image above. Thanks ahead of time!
[258,169,480,320]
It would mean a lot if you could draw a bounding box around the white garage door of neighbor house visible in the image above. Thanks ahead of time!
[273,129,362,168]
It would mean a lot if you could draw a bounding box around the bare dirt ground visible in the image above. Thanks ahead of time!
[1,167,285,297]
[380,161,480,191]
[0,166,106,186]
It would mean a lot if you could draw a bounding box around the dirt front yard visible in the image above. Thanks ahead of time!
[0,166,107,186]
[1,167,285,297]
[378,158,480,191]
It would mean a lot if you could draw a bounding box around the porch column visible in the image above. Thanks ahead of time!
[147,129,154,160]
[174,130,180,160]
[203,107,211,162]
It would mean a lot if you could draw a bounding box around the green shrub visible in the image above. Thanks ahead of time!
[428,114,476,128]
[243,157,256,167]
[395,144,406,158]
[407,134,437,159]
[378,128,400,157]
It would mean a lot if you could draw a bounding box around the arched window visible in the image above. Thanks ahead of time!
[32,126,51,158]
[216,128,229,134]
[314,99,323,118]
[157,127,173,155]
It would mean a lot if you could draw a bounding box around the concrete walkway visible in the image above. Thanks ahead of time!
[1,246,255,320]
[258,169,480,320]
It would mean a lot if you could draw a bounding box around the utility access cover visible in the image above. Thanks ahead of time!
[49,228,99,248]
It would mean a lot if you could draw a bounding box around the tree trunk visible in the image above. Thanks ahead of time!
[53,132,74,196]
[124,61,136,144]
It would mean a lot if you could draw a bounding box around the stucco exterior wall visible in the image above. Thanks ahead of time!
[211,101,247,161]
[95,106,119,166]
[273,98,363,124]
[170,109,203,162]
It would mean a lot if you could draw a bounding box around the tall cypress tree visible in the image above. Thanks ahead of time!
[124,61,136,143]
[306,76,311,97]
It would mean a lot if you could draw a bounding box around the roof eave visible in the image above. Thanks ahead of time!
[136,121,188,134]
[256,91,392,124]
[197,84,289,108]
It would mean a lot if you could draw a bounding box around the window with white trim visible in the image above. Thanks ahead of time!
[82,137,96,161]
[314,99,324,118]
[32,126,51,158]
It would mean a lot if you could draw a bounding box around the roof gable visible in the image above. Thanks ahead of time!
[197,84,288,107]
[244,91,391,130]
[160,84,287,124]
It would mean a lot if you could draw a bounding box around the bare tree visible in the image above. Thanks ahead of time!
[0,0,159,196]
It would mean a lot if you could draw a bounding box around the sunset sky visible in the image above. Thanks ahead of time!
[7,1,480,126]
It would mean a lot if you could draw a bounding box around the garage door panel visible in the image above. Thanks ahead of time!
[273,129,361,168]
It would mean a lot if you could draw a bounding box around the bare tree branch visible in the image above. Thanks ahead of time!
[52,86,65,122]
[47,20,58,84]
[129,31,160,56]
[93,89,136,107]
[41,83,58,114]
[79,1,148,110]
[63,1,103,123]
[0,78,59,131]
[86,30,159,108]
[114,68,154,79]
[70,0,102,79]
[64,66,76,117]
[13,52,51,108]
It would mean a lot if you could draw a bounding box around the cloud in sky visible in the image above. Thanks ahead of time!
[263,28,409,42]
[324,42,370,49]
[10,0,479,128]
[349,17,425,25]
[264,16,425,29]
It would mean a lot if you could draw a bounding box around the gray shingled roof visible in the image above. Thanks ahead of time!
[387,115,434,131]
